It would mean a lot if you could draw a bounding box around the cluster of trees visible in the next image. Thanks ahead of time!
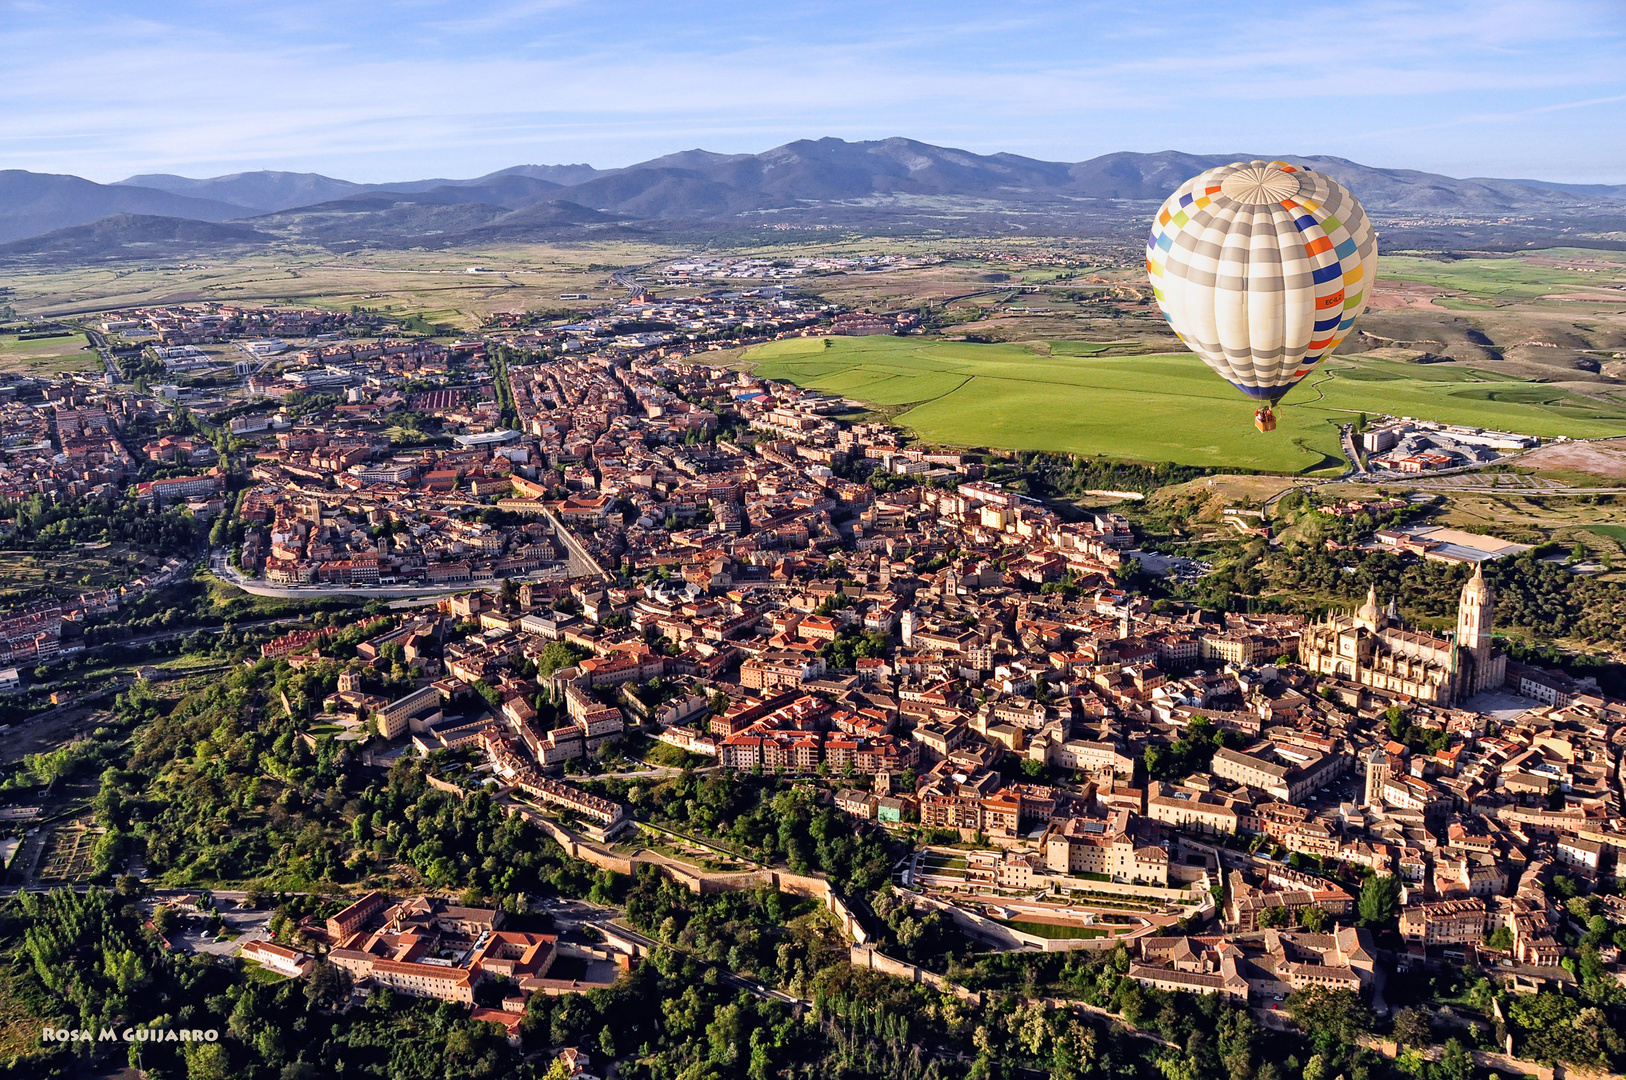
[490,344,522,429]
[3,884,527,1080]
[1505,990,1626,1069]
[625,868,844,994]
[359,758,597,899]
[1265,542,1626,652]
[1382,704,1452,757]
[1486,553,1626,654]
[1005,451,1225,500]
[48,663,600,901]
[870,888,964,969]
[519,946,841,1080]
[819,626,890,671]
[1142,716,1245,781]
[597,772,894,892]
[0,494,205,553]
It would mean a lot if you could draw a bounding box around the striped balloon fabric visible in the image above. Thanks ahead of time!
[1146,159,1377,412]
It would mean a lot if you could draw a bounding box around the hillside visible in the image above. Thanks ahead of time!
[1,139,1620,257]
[0,214,273,264]
[0,171,243,244]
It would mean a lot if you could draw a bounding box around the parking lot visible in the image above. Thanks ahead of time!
[145,899,275,957]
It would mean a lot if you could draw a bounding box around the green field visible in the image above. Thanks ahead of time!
[1377,251,1626,301]
[1585,525,1626,545]
[0,332,98,375]
[997,919,1106,940]
[744,337,1626,474]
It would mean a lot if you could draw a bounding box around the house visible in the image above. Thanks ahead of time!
[240,940,314,978]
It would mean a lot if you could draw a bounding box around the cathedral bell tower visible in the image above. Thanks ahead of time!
[1454,563,1495,696]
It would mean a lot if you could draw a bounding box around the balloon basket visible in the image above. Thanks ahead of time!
[1254,407,1276,433]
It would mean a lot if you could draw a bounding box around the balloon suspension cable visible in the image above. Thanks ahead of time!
[1254,406,1277,433]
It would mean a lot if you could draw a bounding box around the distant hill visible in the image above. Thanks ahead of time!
[116,164,606,213]
[0,171,243,244]
[534,140,1626,219]
[0,214,272,263]
[2,139,1620,258]
[117,170,367,212]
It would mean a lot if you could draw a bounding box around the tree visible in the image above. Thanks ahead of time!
[1391,1007,1431,1048]
[304,958,352,1010]
[151,903,181,935]
[1437,1038,1474,1080]
[1285,986,1370,1046]
[1358,873,1400,927]
[1299,905,1329,933]
[183,1040,232,1080]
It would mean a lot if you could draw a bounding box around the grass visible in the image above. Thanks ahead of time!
[0,331,98,375]
[1377,251,1626,302]
[743,336,1626,474]
[997,919,1107,940]
[1584,524,1626,544]
[244,963,291,983]
[0,973,66,1061]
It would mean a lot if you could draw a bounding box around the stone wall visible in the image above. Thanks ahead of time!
[520,809,872,943]
[849,945,980,1004]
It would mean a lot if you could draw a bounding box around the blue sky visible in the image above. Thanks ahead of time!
[3,0,1623,183]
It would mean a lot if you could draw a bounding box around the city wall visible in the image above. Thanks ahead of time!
[521,809,868,942]
[849,944,981,1004]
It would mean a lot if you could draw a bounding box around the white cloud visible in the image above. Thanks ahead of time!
[0,0,1620,181]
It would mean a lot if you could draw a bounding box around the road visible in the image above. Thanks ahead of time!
[84,327,123,385]
[208,547,573,599]
[1340,423,1367,477]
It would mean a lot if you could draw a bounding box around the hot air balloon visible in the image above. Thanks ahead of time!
[1145,160,1377,432]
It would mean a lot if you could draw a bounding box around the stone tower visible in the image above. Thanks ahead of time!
[1457,564,1494,655]
[1363,744,1389,808]
[1455,563,1496,695]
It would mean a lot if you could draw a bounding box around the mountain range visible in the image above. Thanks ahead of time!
[4,137,1625,262]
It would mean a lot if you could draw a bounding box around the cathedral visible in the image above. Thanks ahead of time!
[1298,564,1505,708]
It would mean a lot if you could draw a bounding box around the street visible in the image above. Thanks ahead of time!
[209,547,581,599]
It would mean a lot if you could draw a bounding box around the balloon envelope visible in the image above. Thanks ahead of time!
[1146,160,1377,405]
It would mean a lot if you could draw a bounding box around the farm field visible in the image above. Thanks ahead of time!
[0,331,99,375]
[2,242,675,327]
[743,336,1626,474]
[1375,252,1626,304]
